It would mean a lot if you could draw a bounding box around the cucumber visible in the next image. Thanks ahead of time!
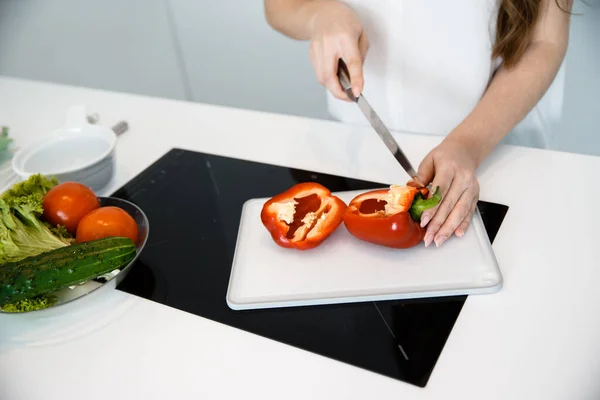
[0,237,137,307]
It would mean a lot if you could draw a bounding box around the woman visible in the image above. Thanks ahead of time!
[264,0,571,247]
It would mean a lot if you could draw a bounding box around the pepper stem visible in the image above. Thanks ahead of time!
[409,187,442,222]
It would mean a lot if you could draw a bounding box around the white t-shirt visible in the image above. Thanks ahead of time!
[327,0,565,149]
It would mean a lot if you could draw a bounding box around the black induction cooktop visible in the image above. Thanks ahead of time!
[111,148,508,388]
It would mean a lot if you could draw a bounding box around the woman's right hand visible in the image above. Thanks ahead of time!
[307,1,369,100]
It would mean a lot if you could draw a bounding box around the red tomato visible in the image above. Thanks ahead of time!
[42,182,100,234]
[76,206,139,244]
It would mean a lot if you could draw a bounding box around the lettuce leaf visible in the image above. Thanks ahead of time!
[0,126,11,152]
[0,294,57,312]
[0,174,73,265]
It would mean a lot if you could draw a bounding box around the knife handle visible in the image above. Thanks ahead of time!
[336,58,358,102]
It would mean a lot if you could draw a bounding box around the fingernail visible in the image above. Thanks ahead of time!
[420,214,431,228]
[424,233,433,247]
[455,230,464,238]
[434,235,447,247]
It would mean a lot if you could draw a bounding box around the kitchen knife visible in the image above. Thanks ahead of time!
[336,58,423,186]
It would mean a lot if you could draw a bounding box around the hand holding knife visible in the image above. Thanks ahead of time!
[336,58,425,188]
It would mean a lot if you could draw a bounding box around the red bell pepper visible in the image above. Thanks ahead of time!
[343,184,441,249]
[260,182,347,250]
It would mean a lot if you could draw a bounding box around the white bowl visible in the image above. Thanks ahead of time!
[12,105,117,192]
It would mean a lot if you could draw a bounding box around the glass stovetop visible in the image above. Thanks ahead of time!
[111,148,508,388]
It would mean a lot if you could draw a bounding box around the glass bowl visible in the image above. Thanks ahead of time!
[0,196,149,315]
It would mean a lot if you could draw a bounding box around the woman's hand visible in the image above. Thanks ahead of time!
[307,1,369,100]
[415,138,480,247]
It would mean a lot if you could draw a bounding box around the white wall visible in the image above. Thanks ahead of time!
[0,0,597,155]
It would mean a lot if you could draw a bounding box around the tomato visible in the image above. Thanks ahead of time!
[42,182,100,234]
[76,206,139,244]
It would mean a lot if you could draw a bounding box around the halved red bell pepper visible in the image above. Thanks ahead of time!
[343,184,441,249]
[260,182,347,250]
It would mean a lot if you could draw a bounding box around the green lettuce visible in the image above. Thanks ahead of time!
[0,294,57,312]
[0,127,11,152]
[0,174,73,265]
[1,173,58,200]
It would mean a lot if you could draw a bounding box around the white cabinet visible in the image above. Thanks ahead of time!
[554,2,600,156]
[168,0,331,120]
[0,0,187,100]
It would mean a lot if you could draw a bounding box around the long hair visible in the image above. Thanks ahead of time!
[493,0,568,68]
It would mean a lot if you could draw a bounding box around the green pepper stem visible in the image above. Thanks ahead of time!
[409,187,442,222]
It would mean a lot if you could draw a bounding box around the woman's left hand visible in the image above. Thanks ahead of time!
[415,137,480,247]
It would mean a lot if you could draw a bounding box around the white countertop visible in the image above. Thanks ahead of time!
[1,76,599,400]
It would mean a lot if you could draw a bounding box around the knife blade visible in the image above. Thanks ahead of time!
[336,58,423,186]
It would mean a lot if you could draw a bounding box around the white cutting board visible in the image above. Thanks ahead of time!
[226,189,503,310]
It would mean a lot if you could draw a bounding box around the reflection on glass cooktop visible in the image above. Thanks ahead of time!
[111,148,508,388]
